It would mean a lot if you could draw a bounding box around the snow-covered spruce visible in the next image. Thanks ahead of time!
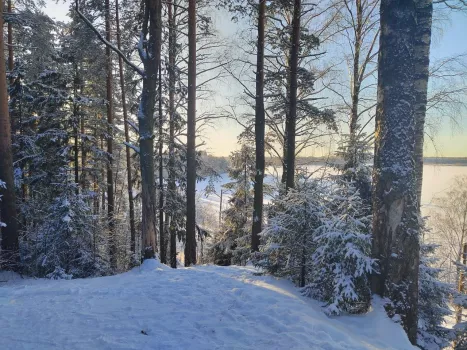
[306,181,374,315]
[254,177,374,315]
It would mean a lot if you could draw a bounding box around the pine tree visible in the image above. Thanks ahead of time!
[185,0,198,266]
[251,0,266,253]
[0,0,19,269]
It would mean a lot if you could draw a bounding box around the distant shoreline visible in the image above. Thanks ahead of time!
[291,157,467,167]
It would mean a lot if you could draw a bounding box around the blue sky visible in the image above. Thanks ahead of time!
[45,1,467,157]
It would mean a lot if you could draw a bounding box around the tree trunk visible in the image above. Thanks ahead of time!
[73,64,80,192]
[414,0,433,208]
[371,0,419,344]
[185,0,197,266]
[115,0,137,261]
[0,0,19,269]
[168,0,177,268]
[158,60,166,264]
[80,113,87,189]
[348,0,363,170]
[104,0,116,268]
[285,0,301,191]
[7,0,13,82]
[139,0,162,260]
[251,0,266,252]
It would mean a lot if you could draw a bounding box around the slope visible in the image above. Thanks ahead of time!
[0,260,415,350]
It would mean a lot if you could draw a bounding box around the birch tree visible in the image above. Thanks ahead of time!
[371,0,420,343]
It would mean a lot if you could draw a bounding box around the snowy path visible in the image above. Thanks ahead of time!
[0,262,414,350]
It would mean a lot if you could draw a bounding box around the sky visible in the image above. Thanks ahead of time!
[44,1,467,158]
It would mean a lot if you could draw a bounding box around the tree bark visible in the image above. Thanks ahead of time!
[285,0,301,191]
[80,111,87,189]
[371,0,419,344]
[7,0,13,81]
[251,0,266,252]
[73,64,80,192]
[168,0,177,268]
[0,0,19,269]
[414,0,433,208]
[104,0,116,269]
[185,0,197,266]
[158,60,166,264]
[115,0,137,261]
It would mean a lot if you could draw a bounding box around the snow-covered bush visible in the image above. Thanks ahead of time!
[305,181,374,315]
[255,177,374,315]
[21,183,108,279]
[254,178,325,285]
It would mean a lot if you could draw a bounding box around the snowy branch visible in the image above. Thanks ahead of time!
[74,2,145,77]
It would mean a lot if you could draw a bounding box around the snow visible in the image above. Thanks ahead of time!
[0,262,415,350]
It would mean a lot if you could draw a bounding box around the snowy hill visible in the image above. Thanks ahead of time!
[0,261,415,350]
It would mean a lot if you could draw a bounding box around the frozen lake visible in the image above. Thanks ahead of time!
[196,164,467,229]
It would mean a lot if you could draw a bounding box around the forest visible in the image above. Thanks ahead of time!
[1,0,467,349]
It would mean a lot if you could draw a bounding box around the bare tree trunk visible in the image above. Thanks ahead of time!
[168,0,177,268]
[81,114,87,189]
[158,60,166,264]
[414,0,433,208]
[371,0,419,344]
[0,0,19,269]
[73,64,80,192]
[185,0,197,266]
[104,0,116,268]
[348,0,363,169]
[251,0,266,252]
[115,0,136,261]
[285,0,301,191]
[139,0,161,260]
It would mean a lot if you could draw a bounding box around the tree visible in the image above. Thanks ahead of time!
[331,0,379,207]
[75,0,162,260]
[255,176,373,314]
[0,0,19,269]
[414,0,434,208]
[429,177,467,285]
[185,0,197,266]
[251,0,266,252]
[208,144,255,266]
[104,0,116,269]
[307,181,373,315]
[371,0,420,343]
[285,0,301,191]
[418,235,454,349]
[167,0,178,268]
[261,2,336,183]
[115,0,136,262]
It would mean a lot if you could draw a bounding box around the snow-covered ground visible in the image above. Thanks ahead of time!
[0,261,414,350]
